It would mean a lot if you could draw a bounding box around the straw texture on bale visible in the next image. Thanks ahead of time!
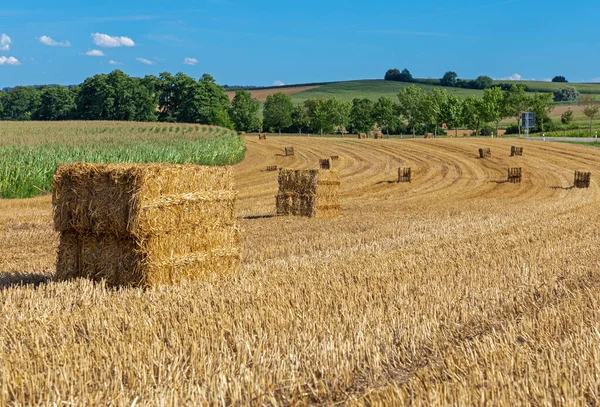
[319,159,331,170]
[479,148,491,158]
[574,171,591,188]
[53,163,241,287]
[276,169,340,218]
[511,146,523,156]
[507,168,522,183]
[398,167,412,183]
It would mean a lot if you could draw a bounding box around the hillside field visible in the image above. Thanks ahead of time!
[2,127,600,405]
[233,79,600,126]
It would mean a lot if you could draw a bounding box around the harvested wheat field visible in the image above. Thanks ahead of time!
[2,137,600,406]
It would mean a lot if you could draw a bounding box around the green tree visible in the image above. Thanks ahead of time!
[552,76,568,83]
[304,98,349,135]
[33,86,76,120]
[439,95,463,137]
[462,96,484,136]
[423,88,447,136]
[397,85,425,137]
[263,92,294,135]
[579,95,600,137]
[553,86,579,102]
[349,98,375,133]
[2,86,41,120]
[229,90,260,132]
[0,90,6,120]
[290,104,309,134]
[472,75,494,90]
[373,96,397,136]
[530,93,554,133]
[504,84,528,135]
[440,71,458,87]
[561,108,574,125]
[481,87,505,137]
[196,73,233,128]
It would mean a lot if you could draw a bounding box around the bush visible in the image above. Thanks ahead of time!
[505,124,520,135]
[553,87,580,102]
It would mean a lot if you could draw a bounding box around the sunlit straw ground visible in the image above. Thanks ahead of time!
[1,136,600,406]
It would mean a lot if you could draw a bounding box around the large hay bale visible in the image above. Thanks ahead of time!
[507,168,522,183]
[276,169,340,218]
[53,163,241,287]
[319,159,331,169]
[479,148,491,158]
[510,146,523,156]
[398,167,412,183]
[574,171,591,188]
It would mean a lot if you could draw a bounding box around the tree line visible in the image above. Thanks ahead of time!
[2,70,598,136]
[261,84,562,137]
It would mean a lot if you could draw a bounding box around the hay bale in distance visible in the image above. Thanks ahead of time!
[330,155,339,161]
[398,167,412,183]
[511,146,523,156]
[358,133,367,139]
[319,159,331,170]
[574,171,591,188]
[266,165,278,172]
[276,169,340,218]
[479,148,491,158]
[284,147,295,156]
[258,133,267,140]
[52,163,241,287]
[237,131,246,136]
[507,168,522,183]
[424,132,434,139]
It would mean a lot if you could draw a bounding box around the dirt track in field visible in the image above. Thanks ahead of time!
[2,137,600,405]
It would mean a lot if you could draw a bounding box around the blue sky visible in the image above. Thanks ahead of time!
[1,0,599,87]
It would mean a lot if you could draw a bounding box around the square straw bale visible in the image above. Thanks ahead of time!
[53,163,241,287]
[276,169,340,218]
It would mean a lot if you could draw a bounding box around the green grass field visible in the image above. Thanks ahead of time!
[0,122,246,199]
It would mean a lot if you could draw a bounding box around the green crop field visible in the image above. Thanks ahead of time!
[288,80,483,103]
[0,121,246,199]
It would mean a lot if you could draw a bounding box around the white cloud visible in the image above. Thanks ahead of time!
[39,35,71,47]
[183,57,198,65]
[83,49,105,56]
[496,73,538,81]
[0,33,11,51]
[273,80,285,86]
[92,33,135,48]
[0,56,20,66]
[136,57,154,65]
[108,60,122,65]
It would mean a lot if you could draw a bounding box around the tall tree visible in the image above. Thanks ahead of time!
[34,86,76,120]
[290,104,309,134]
[397,85,425,137]
[439,94,463,137]
[440,71,458,87]
[552,76,568,83]
[579,95,600,137]
[529,93,554,133]
[0,90,6,120]
[423,88,447,137]
[263,93,294,135]
[2,86,41,120]
[504,84,528,135]
[229,90,260,132]
[373,96,397,136]
[481,87,505,137]
[195,73,233,128]
[348,98,375,133]
[462,96,484,136]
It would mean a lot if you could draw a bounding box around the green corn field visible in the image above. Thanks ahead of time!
[0,121,246,199]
